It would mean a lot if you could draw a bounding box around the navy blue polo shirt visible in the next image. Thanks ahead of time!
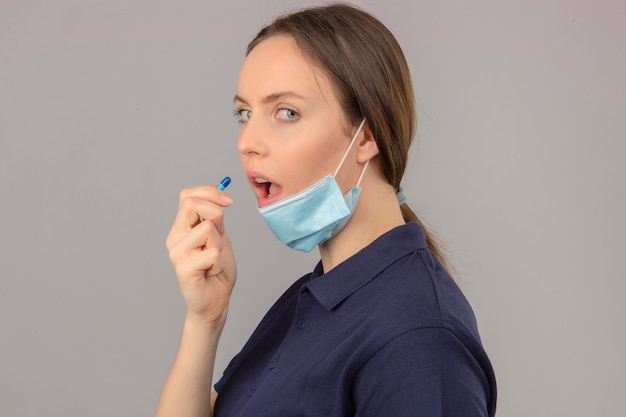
[214,222,497,416]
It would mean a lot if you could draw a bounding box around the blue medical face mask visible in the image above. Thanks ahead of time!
[258,119,369,252]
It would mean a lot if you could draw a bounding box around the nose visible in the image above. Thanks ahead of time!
[237,119,268,157]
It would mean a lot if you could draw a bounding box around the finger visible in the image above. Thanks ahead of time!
[169,220,223,264]
[174,196,224,229]
[186,198,227,234]
[178,187,230,229]
[173,244,232,292]
[178,186,233,210]
[201,247,227,279]
[174,247,221,284]
[167,197,227,250]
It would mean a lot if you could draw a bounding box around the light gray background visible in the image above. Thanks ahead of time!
[1,0,624,416]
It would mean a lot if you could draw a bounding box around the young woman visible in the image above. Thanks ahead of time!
[156,4,496,416]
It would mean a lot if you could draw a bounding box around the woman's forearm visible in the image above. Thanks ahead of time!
[155,314,224,417]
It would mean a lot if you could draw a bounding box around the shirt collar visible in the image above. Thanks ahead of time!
[304,222,427,310]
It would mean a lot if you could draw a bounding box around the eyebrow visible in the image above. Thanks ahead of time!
[233,91,306,105]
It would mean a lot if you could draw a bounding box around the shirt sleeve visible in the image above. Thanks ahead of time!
[353,327,495,417]
[213,353,239,394]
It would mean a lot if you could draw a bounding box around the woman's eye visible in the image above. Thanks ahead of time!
[233,109,252,123]
[276,108,299,121]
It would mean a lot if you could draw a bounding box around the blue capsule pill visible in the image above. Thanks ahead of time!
[217,176,231,191]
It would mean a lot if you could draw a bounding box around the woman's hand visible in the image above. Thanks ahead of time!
[166,186,236,328]
[156,186,233,417]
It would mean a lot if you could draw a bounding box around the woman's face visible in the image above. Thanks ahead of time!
[235,36,362,208]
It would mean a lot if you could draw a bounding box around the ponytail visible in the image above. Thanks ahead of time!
[400,202,454,276]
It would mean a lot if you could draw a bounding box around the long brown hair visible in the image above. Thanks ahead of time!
[247,3,452,273]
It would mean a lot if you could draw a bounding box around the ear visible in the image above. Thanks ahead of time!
[355,122,379,163]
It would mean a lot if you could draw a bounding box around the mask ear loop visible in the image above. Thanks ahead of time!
[333,118,367,178]
[355,159,370,187]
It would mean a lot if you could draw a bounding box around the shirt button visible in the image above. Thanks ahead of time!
[296,318,306,329]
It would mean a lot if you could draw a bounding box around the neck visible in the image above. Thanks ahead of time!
[318,179,405,272]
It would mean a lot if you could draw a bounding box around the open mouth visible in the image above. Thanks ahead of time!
[255,178,272,198]
[254,177,283,207]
